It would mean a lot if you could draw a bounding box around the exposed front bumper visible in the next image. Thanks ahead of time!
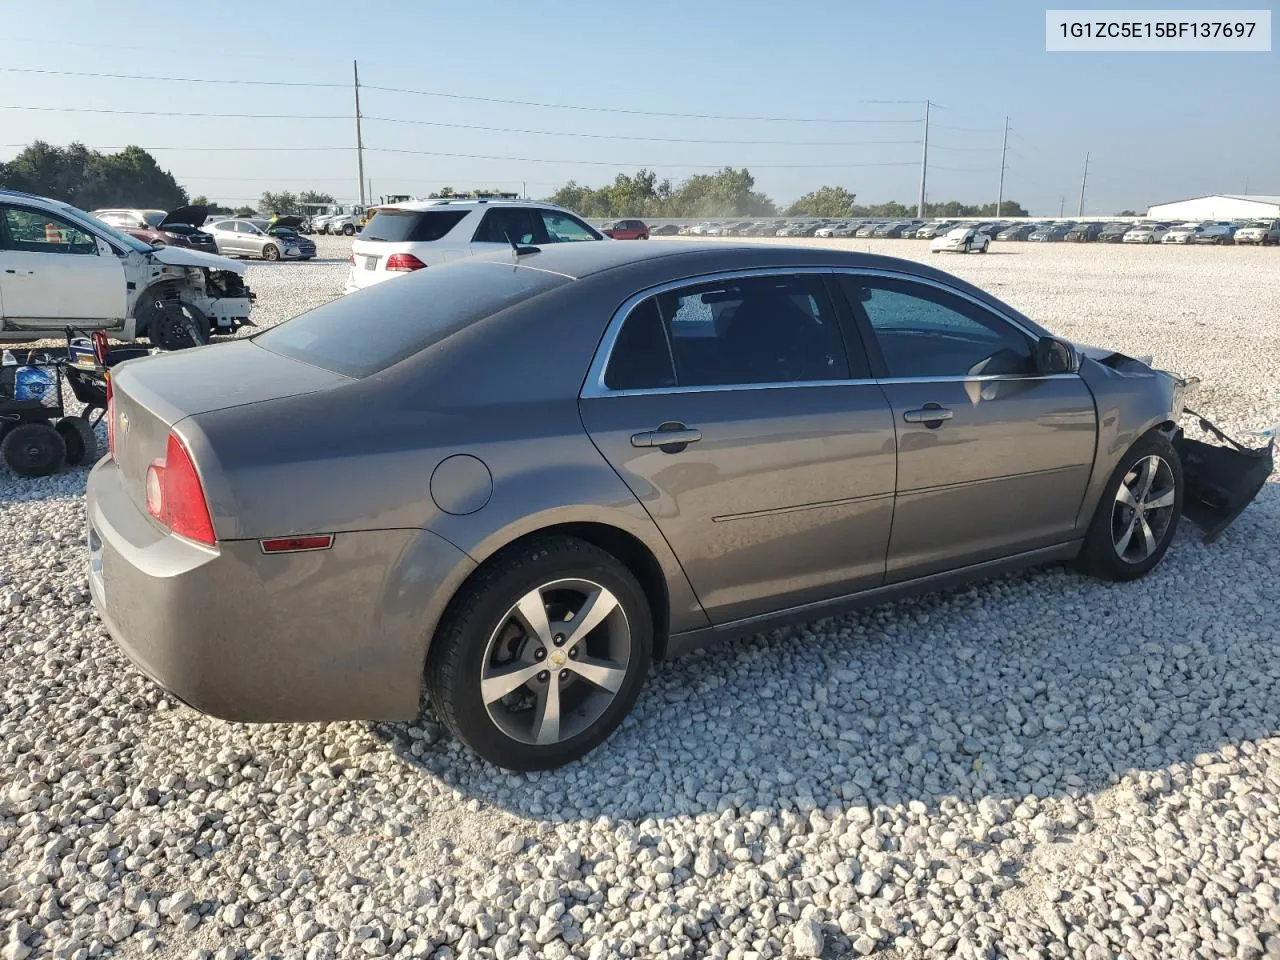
[87,456,476,722]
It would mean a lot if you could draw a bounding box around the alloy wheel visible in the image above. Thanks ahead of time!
[480,578,631,746]
[1112,454,1177,563]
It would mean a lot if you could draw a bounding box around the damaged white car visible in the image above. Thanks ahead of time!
[0,190,254,349]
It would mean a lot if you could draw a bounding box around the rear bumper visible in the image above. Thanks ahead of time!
[342,267,396,294]
[87,456,476,722]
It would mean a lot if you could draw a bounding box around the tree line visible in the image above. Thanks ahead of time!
[549,169,1029,219]
[2,143,1034,221]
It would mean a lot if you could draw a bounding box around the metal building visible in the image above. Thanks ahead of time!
[1146,195,1280,220]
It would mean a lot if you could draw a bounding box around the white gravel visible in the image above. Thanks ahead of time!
[1,235,1277,960]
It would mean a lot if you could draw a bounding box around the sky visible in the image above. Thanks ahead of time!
[1,0,1276,216]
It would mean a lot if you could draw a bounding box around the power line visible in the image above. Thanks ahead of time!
[369,148,921,170]
[366,116,923,147]
[363,83,923,122]
[0,104,349,121]
[0,66,924,124]
[0,67,347,88]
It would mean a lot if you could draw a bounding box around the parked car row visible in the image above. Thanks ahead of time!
[612,215,1280,247]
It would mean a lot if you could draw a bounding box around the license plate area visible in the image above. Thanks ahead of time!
[362,256,378,270]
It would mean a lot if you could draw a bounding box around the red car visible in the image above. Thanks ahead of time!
[601,219,650,240]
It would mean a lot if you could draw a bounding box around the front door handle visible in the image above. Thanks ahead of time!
[631,421,702,451]
[903,405,953,426]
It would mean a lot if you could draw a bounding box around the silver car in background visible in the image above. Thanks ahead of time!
[203,218,316,261]
[87,242,1267,771]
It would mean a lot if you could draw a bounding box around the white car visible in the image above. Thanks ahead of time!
[0,189,253,348]
[814,222,856,238]
[343,199,602,294]
[1161,223,1202,244]
[930,226,990,254]
[1234,219,1280,245]
[1122,223,1171,244]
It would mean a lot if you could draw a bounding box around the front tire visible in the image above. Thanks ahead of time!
[426,537,653,770]
[262,244,280,261]
[342,223,355,236]
[1075,432,1183,581]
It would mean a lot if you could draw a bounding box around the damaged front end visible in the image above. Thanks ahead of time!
[1175,410,1275,543]
[1079,344,1273,542]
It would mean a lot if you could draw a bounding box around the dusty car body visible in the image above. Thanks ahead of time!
[87,241,1270,769]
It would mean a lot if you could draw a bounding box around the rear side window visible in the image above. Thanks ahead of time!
[255,261,570,378]
[361,209,469,243]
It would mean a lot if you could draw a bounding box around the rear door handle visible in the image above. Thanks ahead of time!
[903,405,953,425]
[631,422,702,450]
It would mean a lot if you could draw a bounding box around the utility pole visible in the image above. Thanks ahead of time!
[917,100,930,218]
[1244,174,1250,194]
[1059,195,1065,217]
[1077,151,1089,217]
[996,116,1009,218]
[353,60,366,207]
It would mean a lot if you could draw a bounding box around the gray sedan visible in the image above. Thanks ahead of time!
[203,218,316,260]
[87,242,1265,770]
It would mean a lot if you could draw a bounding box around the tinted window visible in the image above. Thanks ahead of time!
[0,207,98,255]
[603,299,676,390]
[362,209,469,243]
[645,274,852,387]
[844,276,1032,378]
[473,208,546,245]
[255,261,569,378]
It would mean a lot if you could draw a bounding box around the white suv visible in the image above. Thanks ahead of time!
[344,200,603,294]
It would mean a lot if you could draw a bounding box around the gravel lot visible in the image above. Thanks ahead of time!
[2,235,1278,960]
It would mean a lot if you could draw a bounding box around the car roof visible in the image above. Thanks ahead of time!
[375,198,572,213]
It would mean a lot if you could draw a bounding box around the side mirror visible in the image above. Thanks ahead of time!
[1034,336,1079,375]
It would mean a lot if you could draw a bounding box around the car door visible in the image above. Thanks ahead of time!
[835,272,1097,582]
[0,204,126,326]
[579,270,897,625]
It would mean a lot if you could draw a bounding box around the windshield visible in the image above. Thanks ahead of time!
[1243,221,1270,228]
[77,209,155,254]
[142,212,165,227]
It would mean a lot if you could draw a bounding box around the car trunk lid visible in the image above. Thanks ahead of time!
[108,340,349,517]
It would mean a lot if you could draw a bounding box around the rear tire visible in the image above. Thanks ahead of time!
[2,423,65,477]
[56,416,98,466]
[342,224,355,236]
[426,537,653,770]
[1075,432,1183,582]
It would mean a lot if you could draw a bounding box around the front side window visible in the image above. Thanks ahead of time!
[0,207,99,255]
[603,274,854,390]
[540,210,600,243]
[842,276,1032,379]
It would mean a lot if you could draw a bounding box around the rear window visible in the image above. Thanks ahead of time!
[254,260,570,378]
[361,209,468,243]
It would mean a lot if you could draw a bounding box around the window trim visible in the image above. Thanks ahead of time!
[581,267,1069,399]
[583,268,862,398]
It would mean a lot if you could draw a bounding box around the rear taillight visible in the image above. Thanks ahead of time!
[384,253,426,272]
[145,432,216,546]
[348,254,354,266]
[105,376,115,459]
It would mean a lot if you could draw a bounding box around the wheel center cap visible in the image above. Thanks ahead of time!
[549,649,566,668]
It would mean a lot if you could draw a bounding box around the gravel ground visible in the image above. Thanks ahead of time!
[1,235,1278,960]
